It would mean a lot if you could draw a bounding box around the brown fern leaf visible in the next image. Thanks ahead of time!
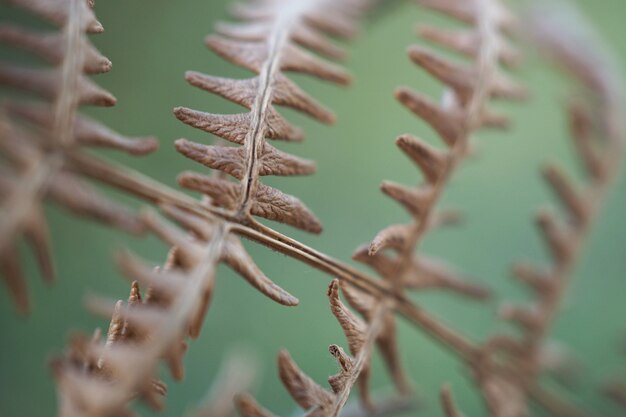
[144,206,299,337]
[173,0,371,233]
[328,278,416,408]
[327,300,390,417]
[327,344,356,396]
[265,281,392,417]
[51,1,373,414]
[328,280,368,356]
[0,0,157,313]
[473,3,625,416]
[52,283,172,417]
[353,0,522,309]
[353,245,489,299]
[52,223,224,417]
[333,1,523,410]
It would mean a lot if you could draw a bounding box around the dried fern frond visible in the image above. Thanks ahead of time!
[237,280,412,417]
[471,2,625,415]
[52,214,256,416]
[327,280,375,409]
[174,0,373,233]
[50,1,376,415]
[41,1,624,416]
[0,0,157,313]
[326,0,525,411]
[237,2,529,415]
[52,231,224,417]
[359,0,524,293]
[42,4,505,397]
[52,282,171,416]
[337,279,411,404]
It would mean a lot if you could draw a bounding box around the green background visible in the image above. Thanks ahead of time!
[1,0,625,416]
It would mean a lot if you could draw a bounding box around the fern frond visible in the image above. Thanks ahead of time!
[0,0,157,313]
[239,278,411,417]
[245,308,386,417]
[40,2,624,417]
[360,0,524,291]
[473,2,625,415]
[328,0,523,411]
[174,0,372,233]
[50,1,374,415]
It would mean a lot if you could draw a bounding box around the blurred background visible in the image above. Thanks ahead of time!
[1,0,625,416]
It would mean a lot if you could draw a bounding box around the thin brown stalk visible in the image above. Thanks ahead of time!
[52,0,83,146]
[235,2,305,219]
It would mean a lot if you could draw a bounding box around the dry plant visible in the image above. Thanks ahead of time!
[0,0,158,313]
[429,2,626,417]
[0,0,624,417]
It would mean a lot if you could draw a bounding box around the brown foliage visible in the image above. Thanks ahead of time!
[0,0,157,313]
[0,1,624,417]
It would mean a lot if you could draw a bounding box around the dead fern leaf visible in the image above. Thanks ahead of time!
[174,0,366,233]
[340,0,524,414]
[471,3,626,415]
[0,0,157,313]
[353,0,519,308]
[50,1,373,415]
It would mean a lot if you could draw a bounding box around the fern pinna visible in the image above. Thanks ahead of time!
[0,0,157,313]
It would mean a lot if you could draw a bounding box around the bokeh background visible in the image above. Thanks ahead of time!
[1,0,626,416]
